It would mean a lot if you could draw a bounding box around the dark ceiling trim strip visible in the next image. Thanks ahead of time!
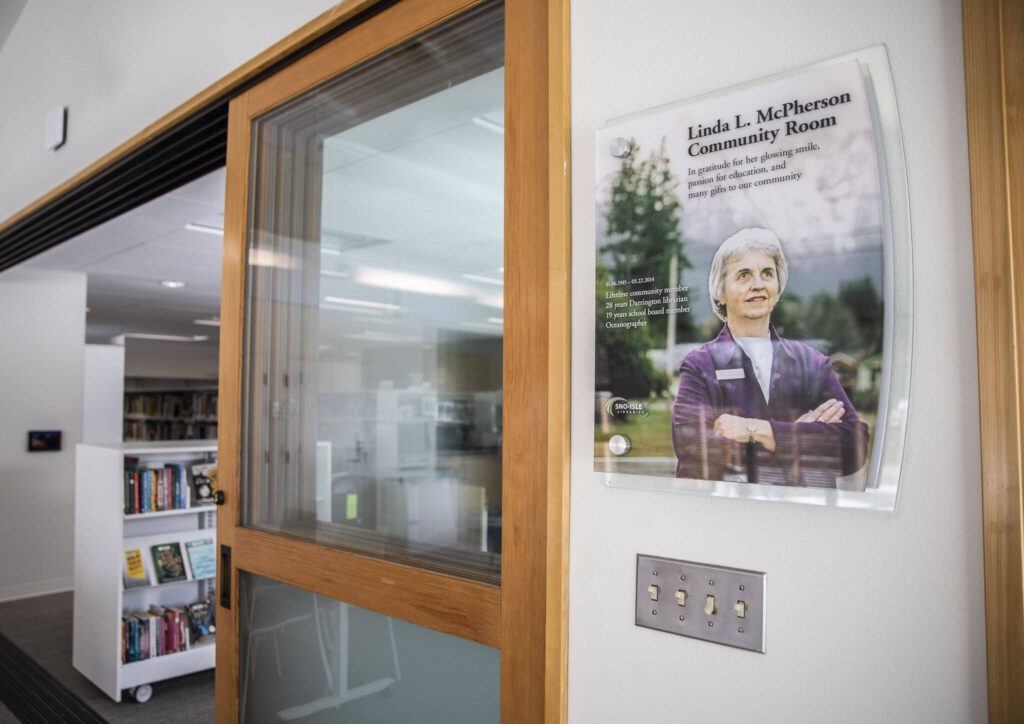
[0,0,399,272]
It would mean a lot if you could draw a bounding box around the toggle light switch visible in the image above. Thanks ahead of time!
[635,555,766,653]
[704,595,717,615]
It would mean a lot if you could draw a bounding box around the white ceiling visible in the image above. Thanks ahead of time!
[321,68,503,272]
[24,168,226,352]
[21,66,505,368]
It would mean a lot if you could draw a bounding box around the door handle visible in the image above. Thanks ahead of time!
[220,545,232,609]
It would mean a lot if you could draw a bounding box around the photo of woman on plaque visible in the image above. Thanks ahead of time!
[671,227,869,488]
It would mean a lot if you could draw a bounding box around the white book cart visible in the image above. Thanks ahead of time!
[73,440,217,703]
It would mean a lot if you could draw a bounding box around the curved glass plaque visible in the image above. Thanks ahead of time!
[593,46,911,511]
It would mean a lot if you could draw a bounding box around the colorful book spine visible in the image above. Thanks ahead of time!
[124,463,194,514]
[123,605,195,663]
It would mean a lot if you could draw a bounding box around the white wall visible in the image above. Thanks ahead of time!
[569,1,983,722]
[0,0,338,223]
[0,269,86,601]
[124,338,219,380]
[82,344,124,444]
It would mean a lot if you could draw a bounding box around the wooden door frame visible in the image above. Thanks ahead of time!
[963,0,1024,722]
[217,0,570,722]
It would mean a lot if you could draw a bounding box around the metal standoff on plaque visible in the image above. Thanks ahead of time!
[609,137,632,158]
[608,434,631,456]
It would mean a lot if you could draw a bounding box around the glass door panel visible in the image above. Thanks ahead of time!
[241,1,504,584]
[238,572,499,723]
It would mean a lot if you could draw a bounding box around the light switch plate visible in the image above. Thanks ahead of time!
[635,554,766,653]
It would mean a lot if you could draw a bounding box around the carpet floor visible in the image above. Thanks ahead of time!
[0,592,214,723]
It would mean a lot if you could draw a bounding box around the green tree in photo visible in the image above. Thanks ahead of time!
[771,292,809,340]
[603,138,694,343]
[807,290,862,354]
[837,276,883,355]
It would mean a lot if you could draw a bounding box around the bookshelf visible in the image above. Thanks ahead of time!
[123,388,218,442]
[73,440,217,703]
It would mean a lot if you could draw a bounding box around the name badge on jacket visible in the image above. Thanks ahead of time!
[715,368,745,381]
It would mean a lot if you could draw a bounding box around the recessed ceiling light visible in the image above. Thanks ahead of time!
[323,296,400,311]
[462,273,504,286]
[110,333,208,344]
[472,116,505,134]
[249,249,295,269]
[185,222,224,235]
[355,267,465,297]
[193,317,221,327]
[476,295,504,309]
[344,330,422,344]
[160,280,187,289]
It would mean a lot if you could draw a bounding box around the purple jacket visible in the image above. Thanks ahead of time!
[671,325,869,487]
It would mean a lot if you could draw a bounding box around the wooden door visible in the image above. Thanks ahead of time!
[215,0,569,721]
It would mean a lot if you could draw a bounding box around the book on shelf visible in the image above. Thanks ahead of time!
[121,605,192,663]
[190,462,217,505]
[122,548,150,589]
[123,389,218,441]
[151,542,188,584]
[123,463,191,515]
[185,598,216,645]
[185,538,216,580]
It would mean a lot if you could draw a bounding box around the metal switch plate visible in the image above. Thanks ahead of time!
[635,554,766,653]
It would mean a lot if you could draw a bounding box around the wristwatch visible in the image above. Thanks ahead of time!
[746,419,757,444]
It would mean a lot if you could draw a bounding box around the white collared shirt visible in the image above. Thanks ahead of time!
[735,336,774,403]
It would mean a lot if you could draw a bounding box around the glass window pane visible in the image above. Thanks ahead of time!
[238,572,499,723]
[241,2,504,584]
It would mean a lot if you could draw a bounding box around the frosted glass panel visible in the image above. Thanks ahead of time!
[238,572,499,723]
[240,2,504,583]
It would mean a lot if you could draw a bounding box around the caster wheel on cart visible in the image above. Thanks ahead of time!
[128,684,153,703]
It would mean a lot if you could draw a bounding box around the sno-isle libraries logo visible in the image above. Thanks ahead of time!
[605,397,649,418]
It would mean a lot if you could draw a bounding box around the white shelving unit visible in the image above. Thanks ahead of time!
[73,440,217,703]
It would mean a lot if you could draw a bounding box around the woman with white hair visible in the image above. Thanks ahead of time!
[671,227,868,487]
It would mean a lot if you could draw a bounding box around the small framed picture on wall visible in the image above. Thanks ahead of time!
[27,430,62,452]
